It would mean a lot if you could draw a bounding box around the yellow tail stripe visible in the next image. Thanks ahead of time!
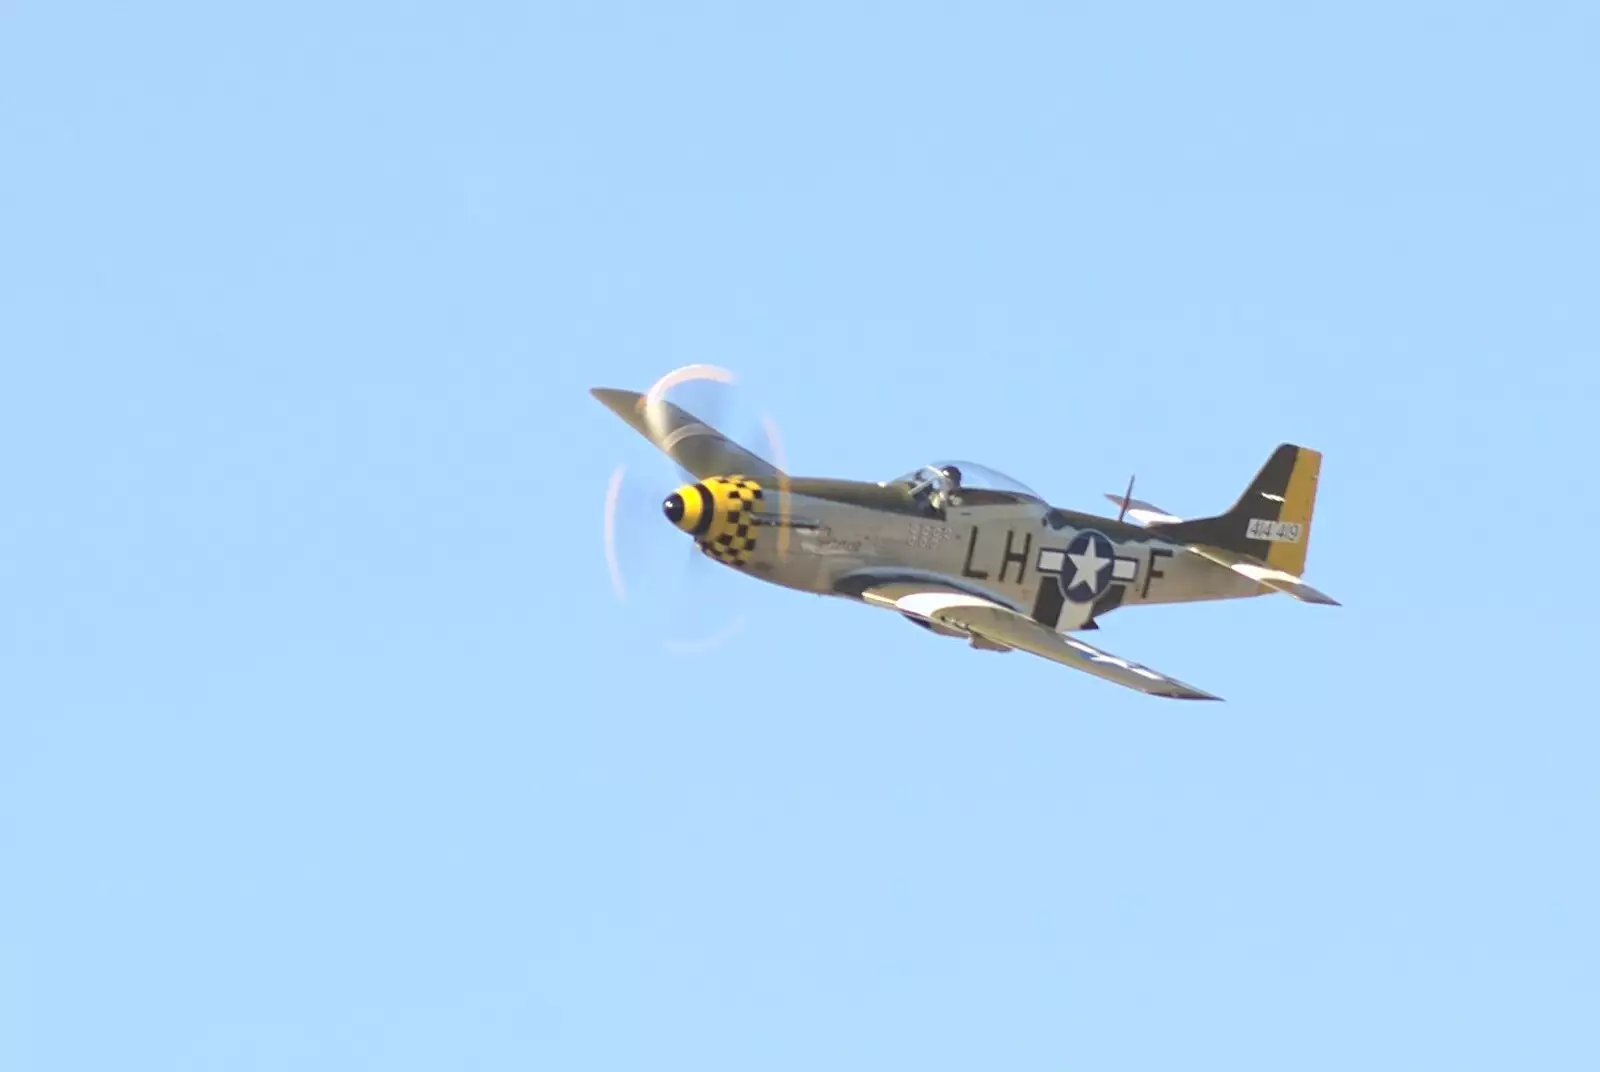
[1265,448,1320,574]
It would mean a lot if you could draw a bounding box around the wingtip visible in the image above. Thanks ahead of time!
[1160,686,1223,701]
[590,387,644,416]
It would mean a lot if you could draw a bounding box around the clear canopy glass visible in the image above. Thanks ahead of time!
[883,460,1043,503]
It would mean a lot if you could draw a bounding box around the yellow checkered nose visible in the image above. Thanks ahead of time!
[662,476,764,567]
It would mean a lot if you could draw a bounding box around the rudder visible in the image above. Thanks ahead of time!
[1148,444,1321,575]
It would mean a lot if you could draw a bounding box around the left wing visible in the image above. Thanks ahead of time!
[856,581,1220,700]
[591,387,785,481]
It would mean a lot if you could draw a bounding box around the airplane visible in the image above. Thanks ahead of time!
[592,378,1336,701]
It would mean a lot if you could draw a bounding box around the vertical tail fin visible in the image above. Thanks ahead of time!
[1148,444,1322,575]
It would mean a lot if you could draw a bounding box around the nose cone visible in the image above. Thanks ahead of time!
[662,483,711,535]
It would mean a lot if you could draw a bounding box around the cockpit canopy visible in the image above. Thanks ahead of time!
[883,460,1045,506]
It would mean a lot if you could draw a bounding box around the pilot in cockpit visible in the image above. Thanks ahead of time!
[917,465,963,513]
[932,465,963,510]
[903,464,968,516]
[895,459,1043,517]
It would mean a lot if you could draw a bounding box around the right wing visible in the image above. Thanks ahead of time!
[855,580,1220,700]
[591,387,785,481]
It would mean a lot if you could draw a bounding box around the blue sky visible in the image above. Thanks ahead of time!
[4,2,1598,1068]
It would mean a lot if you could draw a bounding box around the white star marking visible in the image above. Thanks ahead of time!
[1067,537,1111,594]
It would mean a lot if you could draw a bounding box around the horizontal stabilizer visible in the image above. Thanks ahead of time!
[1184,545,1341,606]
[1101,493,1182,526]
